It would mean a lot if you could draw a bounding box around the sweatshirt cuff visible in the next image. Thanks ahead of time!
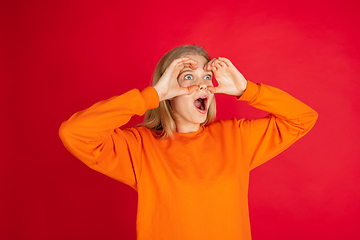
[140,86,160,110]
[237,80,259,103]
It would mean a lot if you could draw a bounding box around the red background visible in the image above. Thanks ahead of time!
[1,0,360,239]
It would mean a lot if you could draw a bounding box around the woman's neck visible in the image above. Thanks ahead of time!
[175,121,200,133]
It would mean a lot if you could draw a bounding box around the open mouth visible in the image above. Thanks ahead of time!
[194,96,208,111]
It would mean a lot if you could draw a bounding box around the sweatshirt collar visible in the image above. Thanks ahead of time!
[173,126,205,138]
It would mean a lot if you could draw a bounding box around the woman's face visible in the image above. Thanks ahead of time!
[171,54,214,132]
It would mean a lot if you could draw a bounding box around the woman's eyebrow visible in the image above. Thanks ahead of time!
[179,69,213,76]
[179,69,193,75]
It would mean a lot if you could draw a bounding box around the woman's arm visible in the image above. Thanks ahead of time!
[238,81,318,170]
[206,57,318,170]
[59,87,159,189]
[59,57,201,189]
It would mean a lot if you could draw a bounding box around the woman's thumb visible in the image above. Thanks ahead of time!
[186,85,199,94]
[207,86,217,94]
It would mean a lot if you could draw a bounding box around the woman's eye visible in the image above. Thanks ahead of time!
[205,75,212,80]
[184,74,193,80]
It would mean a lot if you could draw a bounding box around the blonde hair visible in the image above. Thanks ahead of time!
[142,45,216,138]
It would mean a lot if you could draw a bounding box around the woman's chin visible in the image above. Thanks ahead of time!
[193,113,208,125]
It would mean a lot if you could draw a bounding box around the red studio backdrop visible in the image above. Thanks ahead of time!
[1,0,360,239]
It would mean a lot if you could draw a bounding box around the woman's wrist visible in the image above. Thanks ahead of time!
[236,80,247,97]
[153,85,164,102]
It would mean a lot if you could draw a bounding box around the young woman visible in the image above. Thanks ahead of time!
[59,45,318,240]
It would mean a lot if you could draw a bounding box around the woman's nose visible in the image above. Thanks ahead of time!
[198,85,207,91]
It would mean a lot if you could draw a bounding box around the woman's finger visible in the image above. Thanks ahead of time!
[174,85,199,98]
[205,58,217,70]
[183,85,199,94]
[185,60,198,69]
[164,58,190,76]
[217,60,226,68]
[211,59,225,68]
[171,57,189,66]
[207,86,218,94]
[210,61,220,71]
[218,57,233,67]
[189,60,198,69]
[172,61,198,78]
[215,62,223,69]
[170,57,197,72]
[211,59,219,66]
[175,60,198,70]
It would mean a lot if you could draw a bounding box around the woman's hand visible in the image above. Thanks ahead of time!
[153,57,199,102]
[205,57,247,97]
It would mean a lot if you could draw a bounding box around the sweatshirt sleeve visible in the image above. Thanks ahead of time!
[237,81,318,170]
[58,87,159,190]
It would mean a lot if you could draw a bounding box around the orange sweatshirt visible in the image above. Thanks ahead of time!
[59,81,318,240]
